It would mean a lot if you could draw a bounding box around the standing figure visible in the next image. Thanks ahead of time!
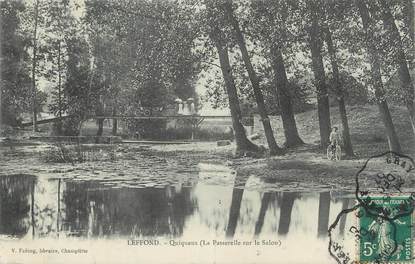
[187,98,195,115]
[175,98,184,115]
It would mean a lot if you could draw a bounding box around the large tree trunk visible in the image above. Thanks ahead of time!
[0,10,3,132]
[270,47,304,147]
[378,0,415,136]
[96,100,104,139]
[96,119,104,137]
[338,98,354,156]
[57,41,62,119]
[31,0,39,132]
[56,40,63,135]
[225,1,283,156]
[323,26,354,157]
[356,0,402,152]
[209,29,259,156]
[307,5,331,148]
[377,101,402,152]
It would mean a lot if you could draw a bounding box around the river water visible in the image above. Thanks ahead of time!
[0,147,356,263]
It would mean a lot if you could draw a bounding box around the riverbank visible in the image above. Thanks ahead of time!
[1,104,414,192]
[1,138,412,192]
[152,141,414,191]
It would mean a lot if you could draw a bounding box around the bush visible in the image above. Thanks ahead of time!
[195,127,234,141]
[126,119,168,140]
[51,117,83,136]
[164,126,193,140]
[43,142,84,164]
[42,142,117,163]
[0,125,15,137]
[163,126,234,141]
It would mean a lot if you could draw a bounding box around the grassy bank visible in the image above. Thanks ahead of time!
[228,104,415,189]
[253,104,414,157]
[1,104,414,191]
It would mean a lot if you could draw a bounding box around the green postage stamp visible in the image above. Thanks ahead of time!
[358,196,413,263]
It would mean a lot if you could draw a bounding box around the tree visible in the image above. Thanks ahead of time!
[43,0,78,134]
[31,0,40,132]
[211,31,259,154]
[84,0,202,138]
[249,0,304,147]
[377,0,415,136]
[0,0,33,127]
[322,2,355,157]
[270,48,305,147]
[355,0,402,152]
[403,0,414,71]
[224,0,283,156]
[204,1,259,155]
[306,0,332,148]
[62,34,92,135]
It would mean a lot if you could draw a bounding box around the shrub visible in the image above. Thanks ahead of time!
[195,127,234,141]
[51,116,83,136]
[0,125,15,137]
[42,142,117,163]
[164,126,193,140]
[163,126,234,141]
[126,119,168,140]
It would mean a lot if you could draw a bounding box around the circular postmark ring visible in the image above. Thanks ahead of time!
[328,151,415,264]
[355,151,415,221]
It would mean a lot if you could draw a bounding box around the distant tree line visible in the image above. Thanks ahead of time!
[0,0,413,155]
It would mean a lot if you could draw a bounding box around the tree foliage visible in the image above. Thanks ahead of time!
[1,0,413,144]
[1,1,34,126]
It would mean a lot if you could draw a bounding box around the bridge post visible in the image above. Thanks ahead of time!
[191,117,196,141]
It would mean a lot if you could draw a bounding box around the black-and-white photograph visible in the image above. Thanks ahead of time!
[0,0,414,263]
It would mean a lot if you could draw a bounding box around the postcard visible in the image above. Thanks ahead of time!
[0,0,414,263]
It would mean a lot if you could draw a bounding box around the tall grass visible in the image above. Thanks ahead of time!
[42,141,117,164]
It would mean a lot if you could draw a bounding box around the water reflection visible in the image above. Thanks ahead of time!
[0,175,36,238]
[338,198,353,236]
[254,192,272,237]
[226,175,248,238]
[0,173,354,241]
[62,182,196,237]
[278,192,298,236]
[317,192,331,237]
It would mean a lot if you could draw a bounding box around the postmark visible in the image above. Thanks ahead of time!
[329,151,415,264]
